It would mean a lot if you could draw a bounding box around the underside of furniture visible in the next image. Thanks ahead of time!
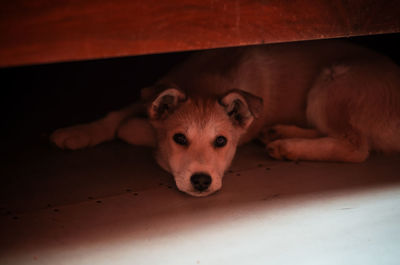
[1,0,399,67]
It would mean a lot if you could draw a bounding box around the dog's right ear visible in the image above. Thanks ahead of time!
[219,90,263,130]
[145,84,187,120]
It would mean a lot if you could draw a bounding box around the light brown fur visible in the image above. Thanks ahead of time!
[50,40,400,197]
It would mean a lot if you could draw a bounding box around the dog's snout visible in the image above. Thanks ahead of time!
[190,173,212,192]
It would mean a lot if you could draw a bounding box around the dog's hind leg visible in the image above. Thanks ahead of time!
[50,103,146,150]
[266,136,369,163]
[264,62,387,162]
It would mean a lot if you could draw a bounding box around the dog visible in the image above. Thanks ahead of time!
[50,39,400,197]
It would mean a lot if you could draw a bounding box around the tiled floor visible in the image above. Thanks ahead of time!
[1,141,400,265]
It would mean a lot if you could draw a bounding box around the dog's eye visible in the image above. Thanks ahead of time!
[214,136,227,148]
[173,133,188,146]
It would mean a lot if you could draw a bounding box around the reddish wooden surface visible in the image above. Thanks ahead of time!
[0,0,399,67]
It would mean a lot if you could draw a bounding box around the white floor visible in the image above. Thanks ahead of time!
[1,142,400,265]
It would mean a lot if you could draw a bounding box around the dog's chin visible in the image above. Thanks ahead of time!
[182,189,220,197]
[174,182,221,197]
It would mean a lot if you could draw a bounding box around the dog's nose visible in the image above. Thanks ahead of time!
[190,173,212,192]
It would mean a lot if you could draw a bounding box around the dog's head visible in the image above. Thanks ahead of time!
[145,84,262,197]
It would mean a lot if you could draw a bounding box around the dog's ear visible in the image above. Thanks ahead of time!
[147,84,187,120]
[219,90,263,129]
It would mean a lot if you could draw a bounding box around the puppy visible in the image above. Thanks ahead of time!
[50,40,400,197]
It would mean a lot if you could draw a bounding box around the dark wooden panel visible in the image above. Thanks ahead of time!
[1,0,399,67]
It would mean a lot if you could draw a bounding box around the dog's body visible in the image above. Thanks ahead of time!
[51,40,400,197]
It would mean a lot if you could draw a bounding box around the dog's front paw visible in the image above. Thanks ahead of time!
[266,140,298,161]
[50,124,98,150]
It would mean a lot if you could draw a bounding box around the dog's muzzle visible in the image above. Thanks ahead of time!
[190,173,212,192]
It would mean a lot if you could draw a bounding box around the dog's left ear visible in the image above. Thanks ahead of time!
[219,90,263,129]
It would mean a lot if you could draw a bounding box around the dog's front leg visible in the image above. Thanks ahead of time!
[266,137,369,163]
[117,118,156,147]
[259,124,322,144]
[50,103,145,150]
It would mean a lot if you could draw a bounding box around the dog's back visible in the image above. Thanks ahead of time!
[159,40,400,147]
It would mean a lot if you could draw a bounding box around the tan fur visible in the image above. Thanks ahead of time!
[50,39,400,197]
